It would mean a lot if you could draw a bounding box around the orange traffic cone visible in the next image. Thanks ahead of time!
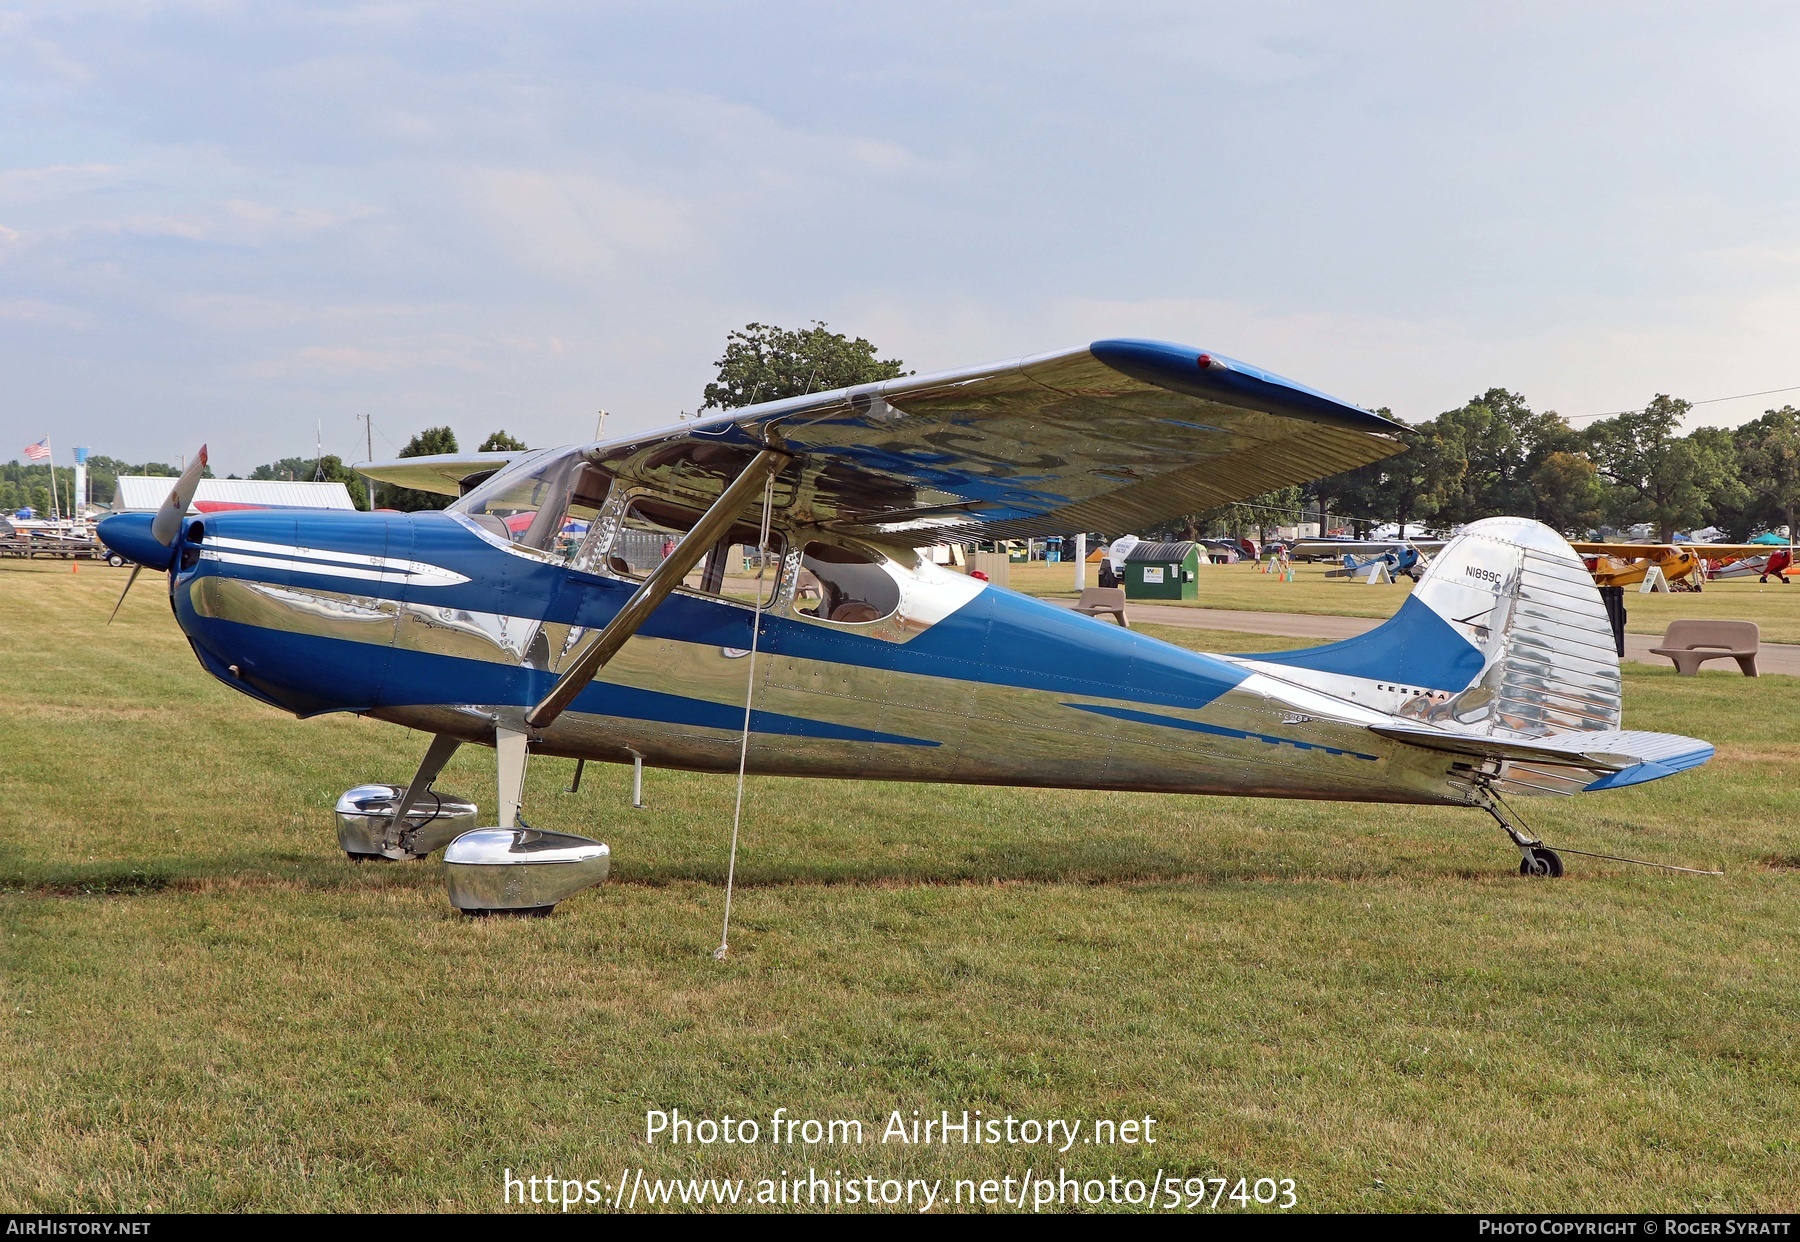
[72,561,78,574]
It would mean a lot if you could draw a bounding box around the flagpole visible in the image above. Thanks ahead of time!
[46,436,57,524]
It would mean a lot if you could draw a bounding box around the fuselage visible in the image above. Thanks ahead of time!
[109,504,1479,807]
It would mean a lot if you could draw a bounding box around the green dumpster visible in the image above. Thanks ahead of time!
[1123,541,1201,601]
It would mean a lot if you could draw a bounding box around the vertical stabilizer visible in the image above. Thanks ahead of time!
[1245,517,1622,745]
[1406,516,1622,740]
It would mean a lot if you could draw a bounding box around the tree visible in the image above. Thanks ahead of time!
[701,321,908,410]
[3,453,208,512]
[479,430,528,452]
[1528,451,1607,535]
[378,426,460,511]
[1734,406,1800,540]
[1430,389,1577,526]
[1315,414,1448,535]
[1585,397,1744,540]
[249,455,370,510]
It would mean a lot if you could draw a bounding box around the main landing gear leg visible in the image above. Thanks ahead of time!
[1478,788,1563,878]
[336,733,476,862]
[388,733,464,850]
[496,726,529,829]
[440,725,611,917]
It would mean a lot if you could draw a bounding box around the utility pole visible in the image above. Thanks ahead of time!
[594,409,608,441]
[357,413,374,464]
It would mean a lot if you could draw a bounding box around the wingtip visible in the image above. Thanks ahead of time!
[1088,338,1399,431]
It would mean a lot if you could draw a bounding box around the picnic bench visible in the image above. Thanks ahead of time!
[1650,619,1759,677]
[1073,587,1129,627]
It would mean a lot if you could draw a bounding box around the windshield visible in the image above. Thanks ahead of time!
[450,449,612,564]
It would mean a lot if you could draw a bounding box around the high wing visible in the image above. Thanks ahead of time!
[487,339,1403,542]
[1290,536,1448,559]
[356,450,531,499]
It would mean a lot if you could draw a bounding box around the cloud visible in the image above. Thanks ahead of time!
[466,167,702,279]
[842,286,1800,432]
[251,338,498,378]
[0,163,119,196]
[4,1,1799,471]
[0,298,93,328]
[171,292,449,331]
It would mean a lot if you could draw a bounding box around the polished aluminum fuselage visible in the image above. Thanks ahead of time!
[169,507,1476,807]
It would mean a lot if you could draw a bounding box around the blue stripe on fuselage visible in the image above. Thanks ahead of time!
[190,509,1251,715]
[181,613,939,744]
[1242,595,1485,694]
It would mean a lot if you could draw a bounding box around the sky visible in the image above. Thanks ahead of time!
[4,1,1800,475]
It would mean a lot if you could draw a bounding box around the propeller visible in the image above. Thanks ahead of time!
[151,445,209,546]
[107,565,143,625]
[103,445,207,625]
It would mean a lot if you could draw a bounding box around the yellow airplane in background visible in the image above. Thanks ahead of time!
[1569,541,1792,589]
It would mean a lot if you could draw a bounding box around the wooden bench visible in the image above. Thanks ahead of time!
[1650,619,1759,677]
[1073,586,1129,627]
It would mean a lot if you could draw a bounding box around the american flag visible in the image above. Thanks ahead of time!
[23,438,49,462]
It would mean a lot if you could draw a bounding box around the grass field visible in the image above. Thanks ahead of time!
[1009,560,1800,642]
[3,559,1798,1212]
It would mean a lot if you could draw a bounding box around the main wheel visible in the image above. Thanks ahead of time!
[1519,846,1563,877]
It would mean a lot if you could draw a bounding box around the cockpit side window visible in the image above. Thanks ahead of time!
[793,541,901,624]
[452,451,613,566]
[610,496,784,606]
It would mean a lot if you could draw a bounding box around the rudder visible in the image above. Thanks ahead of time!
[1407,516,1622,738]
[1246,517,1621,739]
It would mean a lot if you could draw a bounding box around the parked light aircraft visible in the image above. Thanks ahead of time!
[1569,540,1793,589]
[1323,545,1426,582]
[1290,535,1447,562]
[96,340,1713,911]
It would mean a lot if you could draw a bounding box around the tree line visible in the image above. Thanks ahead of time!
[693,322,1800,544]
[14,320,1794,543]
[1215,391,1800,544]
[2,430,529,515]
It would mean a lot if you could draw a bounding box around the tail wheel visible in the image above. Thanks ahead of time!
[1519,846,1563,878]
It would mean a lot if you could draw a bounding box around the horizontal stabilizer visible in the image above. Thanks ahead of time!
[1372,725,1713,790]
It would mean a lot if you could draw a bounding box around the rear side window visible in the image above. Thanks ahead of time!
[794,542,900,624]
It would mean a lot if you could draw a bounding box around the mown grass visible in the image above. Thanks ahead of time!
[1010,560,1800,643]
[2,559,1798,1212]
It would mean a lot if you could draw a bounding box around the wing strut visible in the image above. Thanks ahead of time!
[523,444,789,729]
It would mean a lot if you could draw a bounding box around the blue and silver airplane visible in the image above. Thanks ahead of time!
[97,339,1713,912]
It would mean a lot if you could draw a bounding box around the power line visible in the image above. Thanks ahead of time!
[1565,383,1800,424]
